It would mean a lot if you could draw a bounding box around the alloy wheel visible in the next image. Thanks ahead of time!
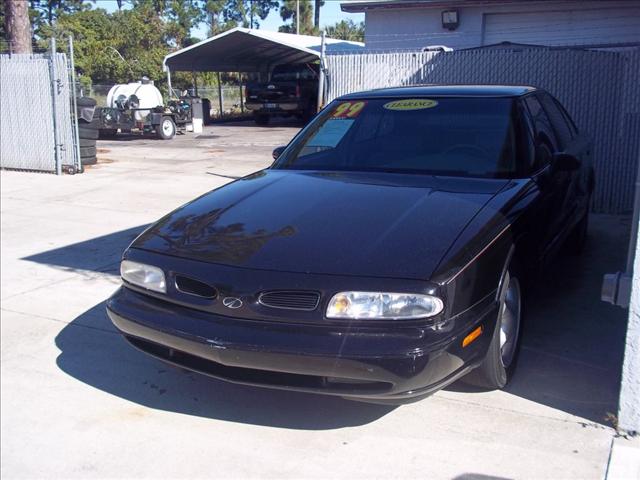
[499,272,521,368]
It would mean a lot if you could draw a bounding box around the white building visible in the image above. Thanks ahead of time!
[341,0,640,50]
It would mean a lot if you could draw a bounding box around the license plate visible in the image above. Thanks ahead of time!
[265,103,277,109]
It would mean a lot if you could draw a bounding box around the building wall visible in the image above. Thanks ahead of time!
[620,218,640,433]
[363,1,640,50]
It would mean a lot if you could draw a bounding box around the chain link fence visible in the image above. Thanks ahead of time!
[171,86,246,117]
[0,39,81,174]
[326,48,640,214]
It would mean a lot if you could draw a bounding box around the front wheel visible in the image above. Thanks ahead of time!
[156,117,176,140]
[466,268,523,389]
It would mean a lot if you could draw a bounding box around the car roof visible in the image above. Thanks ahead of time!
[339,85,538,100]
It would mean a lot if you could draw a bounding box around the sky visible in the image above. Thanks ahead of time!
[95,0,364,39]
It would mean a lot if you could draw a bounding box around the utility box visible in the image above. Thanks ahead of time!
[190,97,203,133]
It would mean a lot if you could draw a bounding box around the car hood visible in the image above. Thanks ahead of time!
[132,170,507,280]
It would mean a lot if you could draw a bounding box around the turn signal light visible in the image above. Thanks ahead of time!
[462,326,483,348]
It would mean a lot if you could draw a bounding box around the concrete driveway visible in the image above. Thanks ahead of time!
[0,121,630,479]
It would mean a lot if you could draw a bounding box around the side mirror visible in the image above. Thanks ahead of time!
[272,146,286,160]
[554,152,581,172]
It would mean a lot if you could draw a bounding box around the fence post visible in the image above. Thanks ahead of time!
[68,34,82,172]
[167,66,173,99]
[317,31,326,112]
[239,73,244,113]
[217,72,223,118]
[49,37,62,175]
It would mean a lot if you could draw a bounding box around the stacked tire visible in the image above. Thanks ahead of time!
[77,97,98,166]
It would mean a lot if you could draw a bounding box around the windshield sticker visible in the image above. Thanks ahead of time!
[383,99,438,111]
[306,119,355,148]
[331,101,367,119]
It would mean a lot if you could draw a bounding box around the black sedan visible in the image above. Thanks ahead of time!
[107,85,594,403]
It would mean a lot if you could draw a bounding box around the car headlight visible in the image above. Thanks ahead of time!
[120,260,166,293]
[326,291,444,320]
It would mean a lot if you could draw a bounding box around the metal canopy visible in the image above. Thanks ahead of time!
[163,27,364,72]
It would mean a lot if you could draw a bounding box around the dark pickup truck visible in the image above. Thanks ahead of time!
[245,63,319,125]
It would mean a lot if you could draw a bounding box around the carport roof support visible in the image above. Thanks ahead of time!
[163,27,364,73]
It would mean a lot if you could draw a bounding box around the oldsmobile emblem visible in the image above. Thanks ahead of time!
[222,297,243,309]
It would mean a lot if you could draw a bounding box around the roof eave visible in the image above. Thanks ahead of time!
[340,0,572,13]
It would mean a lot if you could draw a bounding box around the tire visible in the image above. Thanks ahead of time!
[77,97,97,108]
[99,129,117,138]
[78,117,96,125]
[79,127,99,140]
[81,155,97,166]
[79,138,96,148]
[156,117,176,140]
[254,114,270,126]
[78,116,100,128]
[465,265,523,389]
[80,146,96,157]
[301,104,316,123]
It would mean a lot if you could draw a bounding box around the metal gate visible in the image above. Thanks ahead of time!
[0,41,81,174]
[326,48,640,214]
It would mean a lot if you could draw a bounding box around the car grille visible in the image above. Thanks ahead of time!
[174,275,217,299]
[258,290,320,311]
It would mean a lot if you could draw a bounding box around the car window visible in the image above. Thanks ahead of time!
[271,64,318,81]
[274,97,523,179]
[554,98,579,137]
[524,95,558,170]
[538,93,574,150]
[515,100,535,173]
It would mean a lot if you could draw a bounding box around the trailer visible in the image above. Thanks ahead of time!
[97,79,202,140]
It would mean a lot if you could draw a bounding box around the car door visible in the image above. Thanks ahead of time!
[538,92,592,225]
[522,93,569,262]
[545,94,593,220]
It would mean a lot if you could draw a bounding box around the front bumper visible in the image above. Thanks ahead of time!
[107,286,497,402]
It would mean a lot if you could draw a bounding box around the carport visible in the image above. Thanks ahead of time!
[163,27,364,111]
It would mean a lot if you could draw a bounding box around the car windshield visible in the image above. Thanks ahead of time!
[273,97,522,178]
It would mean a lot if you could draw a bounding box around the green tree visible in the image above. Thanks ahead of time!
[41,3,171,89]
[0,1,7,45]
[325,19,364,42]
[202,0,228,35]
[165,0,204,47]
[201,0,277,36]
[223,0,278,29]
[128,0,168,16]
[29,0,91,37]
[279,0,314,35]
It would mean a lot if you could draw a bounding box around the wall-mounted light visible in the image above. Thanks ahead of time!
[442,10,459,30]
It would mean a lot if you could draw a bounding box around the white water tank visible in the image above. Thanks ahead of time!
[106,81,164,121]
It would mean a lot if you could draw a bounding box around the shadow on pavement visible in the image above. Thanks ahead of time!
[54,302,395,430]
[447,214,630,425]
[43,215,629,428]
[216,116,306,128]
[97,133,167,142]
[22,225,149,274]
